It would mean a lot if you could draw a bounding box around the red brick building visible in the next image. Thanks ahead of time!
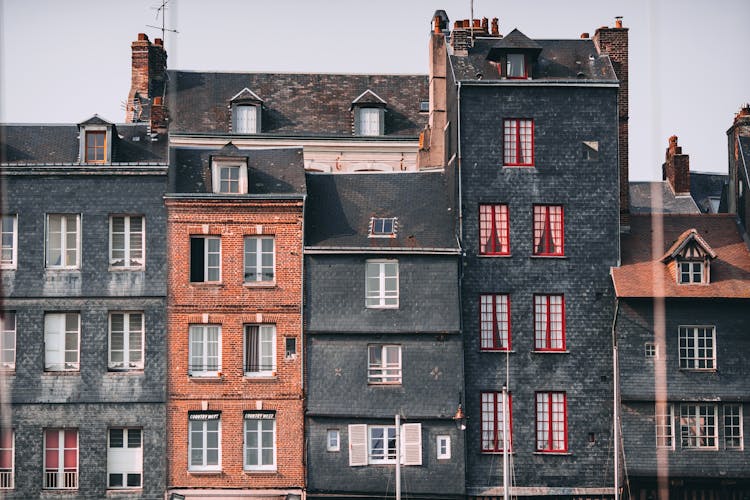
[165,144,306,499]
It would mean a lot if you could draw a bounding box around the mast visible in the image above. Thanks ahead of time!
[395,414,401,500]
[503,384,509,500]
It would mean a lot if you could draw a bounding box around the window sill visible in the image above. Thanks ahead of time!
[678,368,717,373]
[478,253,512,258]
[106,488,143,493]
[108,267,145,272]
[532,350,569,354]
[480,349,515,353]
[365,305,400,310]
[533,451,571,456]
[44,267,81,272]
[502,165,535,169]
[530,255,567,259]
[189,282,223,288]
[243,468,278,474]
[43,370,80,375]
[481,451,515,455]
[188,469,222,475]
[107,369,145,374]
[189,375,223,381]
[243,374,277,381]
[242,282,276,288]
[681,447,720,451]
[368,382,403,387]
[0,265,16,270]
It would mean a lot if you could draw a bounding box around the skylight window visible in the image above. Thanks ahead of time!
[369,217,397,238]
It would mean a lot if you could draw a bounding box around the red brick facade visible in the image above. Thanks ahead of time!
[166,198,305,494]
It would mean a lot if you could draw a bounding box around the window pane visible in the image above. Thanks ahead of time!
[109,429,124,448]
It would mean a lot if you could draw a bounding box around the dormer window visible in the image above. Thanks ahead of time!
[661,228,716,285]
[78,115,114,164]
[369,217,397,238]
[506,54,527,79]
[678,261,704,284]
[211,158,248,194]
[352,89,387,137]
[86,131,106,163]
[230,88,263,134]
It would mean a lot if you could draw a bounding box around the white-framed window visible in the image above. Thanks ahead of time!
[365,260,398,308]
[0,312,16,370]
[189,325,221,377]
[109,312,144,371]
[0,429,13,490]
[436,435,451,459]
[44,313,80,372]
[110,216,145,269]
[357,108,382,136]
[243,412,276,471]
[45,214,80,269]
[678,325,715,370]
[367,345,401,384]
[211,162,248,194]
[43,429,78,489]
[190,236,221,283]
[233,105,259,134]
[678,261,704,284]
[723,404,743,450]
[244,236,274,283]
[644,342,657,358]
[244,325,275,376]
[348,423,422,467]
[679,404,718,449]
[327,429,340,452]
[655,404,674,449]
[0,215,17,269]
[188,412,221,471]
[369,217,397,237]
[107,428,142,489]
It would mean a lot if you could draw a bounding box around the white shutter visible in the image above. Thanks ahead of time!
[400,423,422,466]
[348,424,368,466]
[44,314,64,369]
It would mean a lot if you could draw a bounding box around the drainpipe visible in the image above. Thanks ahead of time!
[612,296,620,500]
[457,81,463,238]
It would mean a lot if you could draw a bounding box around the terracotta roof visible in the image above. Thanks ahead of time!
[612,214,750,298]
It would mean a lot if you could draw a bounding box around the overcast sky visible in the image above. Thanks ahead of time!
[1,0,748,180]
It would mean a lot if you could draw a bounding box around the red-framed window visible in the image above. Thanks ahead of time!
[533,205,564,256]
[479,204,510,255]
[503,119,534,166]
[535,392,567,452]
[480,294,511,351]
[534,294,565,351]
[481,392,512,452]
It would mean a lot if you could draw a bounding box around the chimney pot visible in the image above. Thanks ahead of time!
[580,32,590,39]
[481,17,488,31]
[491,18,499,36]
[138,33,149,41]
[472,19,481,28]
[434,15,442,34]
[154,96,163,106]
[615,16,623,29]
[154,38,163,46]
[463,19,470,28]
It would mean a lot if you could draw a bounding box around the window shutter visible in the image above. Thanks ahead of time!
[401,423,422,466]
[44,315,64,369]
[348,424,367,466]
[190,237,204,282]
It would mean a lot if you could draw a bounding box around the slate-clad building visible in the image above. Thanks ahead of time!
[165,143,306,499]
[612,214,750,497]
[303,172,464,499]
[421,14,626,497]
[0,117,168,498]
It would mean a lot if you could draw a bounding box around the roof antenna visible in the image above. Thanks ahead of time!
[470,0,475,46]
[147,0,179,42]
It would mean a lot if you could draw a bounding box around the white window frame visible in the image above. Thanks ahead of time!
[365,260,399,308]
[45,214,80,269]
[211,161,248,194]
[233,104,259,134]
[188,325,221,377]
[367,344,402,385]
[43,429,78,490]
[655,404,675,449]
[348,424,421,467]
[436,435,451,459]
[244,236,275,284]
[679,403,718,449]
[369,217,397,238]
[327,429,340,452]
[357,107,382,136]
[368,425,397,464]
[678,325,716,370]
[0,215,17,269]
[243,413,276,471]
[109,215,145,269]
[644,342,658,359]
[723,404,743,450]
[44,313,80,372]
[188,414,221,471]
[678,260,704,284]
[107,428,142,489]
[0,312,16,370]
[0,429,13,490]
[108,312,144,371]
[190,236,221,283]
[243,325,276,377]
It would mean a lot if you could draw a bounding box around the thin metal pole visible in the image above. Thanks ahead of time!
[395,414,401,500]
[503,384,509,500]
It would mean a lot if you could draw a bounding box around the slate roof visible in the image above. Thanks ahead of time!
[689,171,728,213]
[612,214,750,298]
[740,136,750,184]
[629,181,700,214]
[169,144,306,196]
[0,123,167,164]
[166,71,428,136]
[304,172,457,250]
[450,37,618,82]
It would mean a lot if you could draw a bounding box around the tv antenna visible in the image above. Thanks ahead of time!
[147,0,178,42]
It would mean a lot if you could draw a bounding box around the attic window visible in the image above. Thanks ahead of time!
[357,108,383,136]
[506,54,527,79]
[678,261,704,284]
[233,105,259,134]
[211,158,248,194]
[86,131,106,163]
[369,217,398,238]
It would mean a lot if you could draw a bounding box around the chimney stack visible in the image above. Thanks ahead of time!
[418,11,450,170]
[593,17,629,228]
[663,136,691,195]
[491,18,500,36]
[126,33,168,131]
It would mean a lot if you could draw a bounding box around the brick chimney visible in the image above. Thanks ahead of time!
[727,104,750,218]
[126,33,168,131]
[418,12,449,170]
[593,18,629,228]
[662,136,691,194]
[450,20,471,55]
